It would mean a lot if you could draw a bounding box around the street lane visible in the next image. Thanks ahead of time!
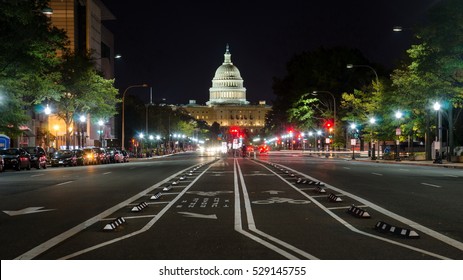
[31,156,463,259]
[1,152,462,259]
[0,153,209,259]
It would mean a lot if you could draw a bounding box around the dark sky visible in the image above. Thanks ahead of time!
[101,0,439,105]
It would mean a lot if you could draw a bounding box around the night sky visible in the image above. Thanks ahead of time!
[101,0,439,105]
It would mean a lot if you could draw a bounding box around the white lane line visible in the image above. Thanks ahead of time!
[15,160,215,260]
[421,183,442,188]
[31,174,45,177]
[101,215,156,221]
[327,205,367,210]
[233,160,304,260]
[56,181,73,186]
[371,173,383,176]
[103,172,111,175]
[278,161,463,254]
[399,169,410,172]
[235,159,318,260]
[343,167,351,170]
[444,175,458,178]
[259,161,453,259]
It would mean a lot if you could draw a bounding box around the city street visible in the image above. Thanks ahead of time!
[1,151,462,260]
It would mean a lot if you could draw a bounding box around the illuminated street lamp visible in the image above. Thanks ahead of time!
[80,115,86,148]
[98,119,104,147]
[369,117,377,160]
[122,84,148,150]
[395,111,403,161]
[346,64,379,86]
[312,90,337,135]
[350,123,357,160]
[433,102,443,164]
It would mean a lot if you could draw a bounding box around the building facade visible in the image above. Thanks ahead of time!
[183,45,271,138]
[26,0,116,149]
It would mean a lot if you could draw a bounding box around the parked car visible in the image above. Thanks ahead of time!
[0,155,4,173]
[72,149,85,166]
[82,148,97,165]
[121,150,129,162]
[107,148,123,163]
[50,150,77,167]
[0,148,31,171]
[24,146,47,169]
[93,147,109,164]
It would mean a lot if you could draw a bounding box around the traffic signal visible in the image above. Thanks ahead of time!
[324,119,334,129]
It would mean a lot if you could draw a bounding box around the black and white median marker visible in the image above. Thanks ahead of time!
[150,192,162,200]
[103,217,126,231]
[375,221,420,239]
[163,184,172,191]
[131,202,148,212]
[327,193,343,202]
[314,186,326,193]
[347,205,371,218]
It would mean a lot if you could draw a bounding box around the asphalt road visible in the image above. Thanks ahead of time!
[1,151,462,260]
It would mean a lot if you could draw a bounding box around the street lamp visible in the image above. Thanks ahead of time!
[395,111,403,161]
[433,102,443,164]
[98,119,104,147]
[122,84,148,151]
[350,123,357,160]
[312,90,337,130]
[346,64,379,86]
[369,117,377,160]
[80,115,86,148]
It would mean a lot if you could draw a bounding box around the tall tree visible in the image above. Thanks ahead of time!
[390,0,463,159]
[0,0,67,136]
[269,46,381,136]
[50,51,120,148]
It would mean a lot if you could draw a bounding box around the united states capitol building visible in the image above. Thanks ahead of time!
[182,45,271,135]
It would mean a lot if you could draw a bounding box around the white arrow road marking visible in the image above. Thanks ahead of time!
[3,207,55,216]
[262,190,285,195]
[178,212,217,219]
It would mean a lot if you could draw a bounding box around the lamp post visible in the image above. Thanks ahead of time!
[346,64,379,88]
[312,91,337,128]
[350,123,357,160]
[122,84,148,151]
[395,111,403,161]
[433,102,443,164]
[98,119,104,147]
[369,117,377,160]
[80,115,86,148]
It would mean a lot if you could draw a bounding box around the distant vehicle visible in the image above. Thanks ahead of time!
[82,148,97,165]
[259,145,269,154]
[24,146,47,169]
[0,148,31,171]
[72,149,84,166]
[50,150,77,167]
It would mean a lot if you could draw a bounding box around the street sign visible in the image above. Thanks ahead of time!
[351,139,357,145]
[396,128,402,135]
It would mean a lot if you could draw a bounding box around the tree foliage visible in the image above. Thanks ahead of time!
[0,0,67,136]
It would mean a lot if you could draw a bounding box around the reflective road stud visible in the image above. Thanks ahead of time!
[103,217,126,231]
[347,205,371,218]
[131,202,148,212]
[375,221,420,239]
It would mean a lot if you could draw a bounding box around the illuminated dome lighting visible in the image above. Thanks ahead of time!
[207,44,249,105]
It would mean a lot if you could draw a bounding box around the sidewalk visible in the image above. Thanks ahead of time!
[273,150,463,169]
[356,157,463,169]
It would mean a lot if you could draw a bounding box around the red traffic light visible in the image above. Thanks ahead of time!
[324,119,334,128]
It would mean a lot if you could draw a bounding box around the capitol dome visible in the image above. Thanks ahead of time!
[207,45,249,105]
